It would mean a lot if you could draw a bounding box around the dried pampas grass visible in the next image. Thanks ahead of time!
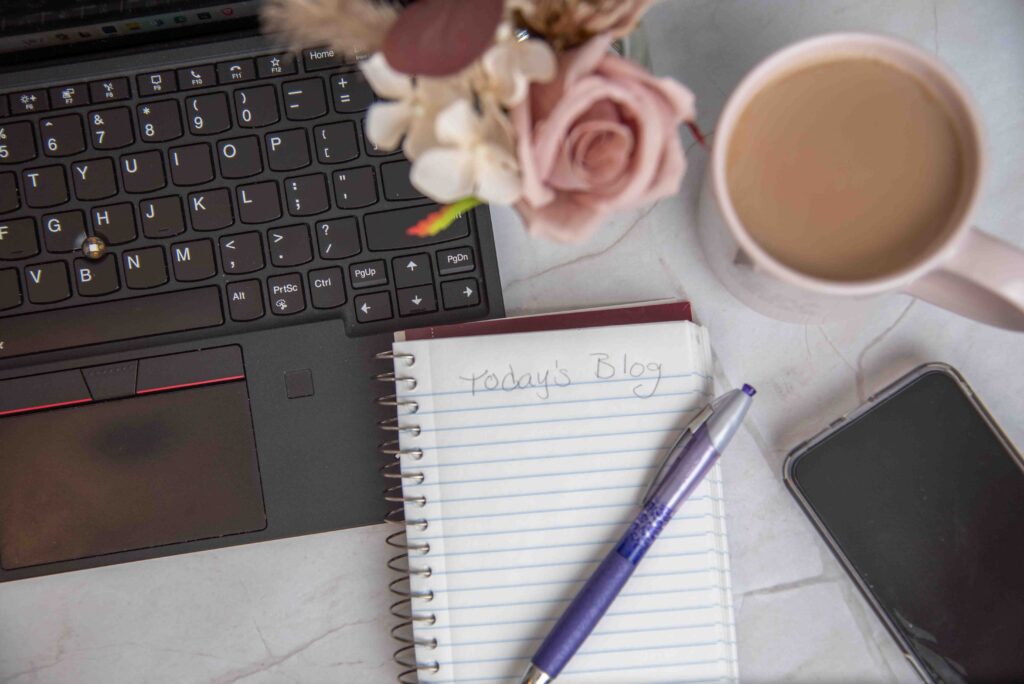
[515,0,654,50]
[262,0,399,57]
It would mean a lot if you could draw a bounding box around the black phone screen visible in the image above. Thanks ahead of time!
[790,369,1024,683]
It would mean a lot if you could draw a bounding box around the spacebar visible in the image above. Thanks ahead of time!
[0,287,224,359]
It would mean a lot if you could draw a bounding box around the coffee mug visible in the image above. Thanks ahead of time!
[698,33,1024,330]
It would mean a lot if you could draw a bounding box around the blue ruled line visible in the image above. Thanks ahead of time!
[414,388,711,416]
[403,371,712,399]
[409,463,658,488]
[443,585,720,613]
[413,511,713,542]
[414,603,726,632]
[415,445,668,470]
[418,407,698,434]
[423,493,722,523]
[423,532,724,560]
[444,620,732,647]
[434,571,720,595]
[424,550,730,578]
[421,426,687,451]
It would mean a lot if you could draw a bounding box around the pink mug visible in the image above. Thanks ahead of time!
[698,33,1024,330]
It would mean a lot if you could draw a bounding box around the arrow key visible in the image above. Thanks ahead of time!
[397,285,437,317]
[393,252,432,288]
[354,291,392,323]
[441,277,480,309]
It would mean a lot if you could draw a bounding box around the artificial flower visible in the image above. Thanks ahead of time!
[511,33,695,241]
[410,99,522,205]
[481,28,558,106]
[514,0,654,50]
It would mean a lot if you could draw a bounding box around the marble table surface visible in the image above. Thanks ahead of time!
[2,1,1022,682]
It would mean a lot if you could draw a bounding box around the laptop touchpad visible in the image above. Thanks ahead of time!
[0,359,265,570]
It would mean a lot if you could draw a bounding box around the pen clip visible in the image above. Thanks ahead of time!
[643,404,714,505]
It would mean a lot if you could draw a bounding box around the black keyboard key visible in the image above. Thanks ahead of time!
[217,59,256,84]
[354,291,391,323]
[170,143,215,186]
[10,90,48,114]
[74,254,119,296]
[220,232,264,274]
[268,273,304,315]
[141,196,186,238]
[381,160,423,200]
[40,114,86,157]
[123,246,168,288]
[50,84,89,109]
[362,123,391,156]
[349,259,387,289]
[237,181,282,223]
[283,79,327,120]
[315,217,360,259]
[303,46,345,71]
[71,158,118,200]
[171,239,217,281]
[89,108,134,149]
[397,285,437,316]
[0,218,38,260]
[268,225,313,266]
[0,268,20,309]
[138,71,177,96]
[393,253,432,288]
[331,71,373,113]
[227,279,264,321]
[236,86,279,128]
[22,166,68,208]
[441,277,480,309]
[186,93,231,135]
[42,211,87,252]
[257,54,297,78]
[0,286,223,360]
[138,100,183,142]
[177,65,216,90]
[437,246,475,275]
[92,203,136,244]
[218,137,262,178]
[0,122,37,164]
[308,267,345,309]
[333,166,378,209]
[25,261,71,303]
[0,96,7,118]
[315,121,359,164]
[188,188,234,231]
[365,204,469,251]
[266,129,310,171]
[285,173,329,216]
[121,151,166,193]
[0,172,19,213]
[89,78,130,103]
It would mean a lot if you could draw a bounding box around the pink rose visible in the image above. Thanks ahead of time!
[511,34,696,241]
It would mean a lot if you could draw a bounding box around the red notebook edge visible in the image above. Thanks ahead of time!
[396,300,693,342]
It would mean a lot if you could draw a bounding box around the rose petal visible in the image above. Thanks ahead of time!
[366,100,412,151]
[410,148,475,202]
[360,53,413,101]
[516,195,607,243]
[597,52,697,122]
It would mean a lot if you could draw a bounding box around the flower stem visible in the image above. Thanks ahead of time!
[406,197,483,237]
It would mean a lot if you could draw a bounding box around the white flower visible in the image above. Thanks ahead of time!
[410,99,522,205]
[360,53,466,160]
[481,32,556,106]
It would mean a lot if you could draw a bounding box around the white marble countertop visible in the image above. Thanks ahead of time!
[2,1,1022,682]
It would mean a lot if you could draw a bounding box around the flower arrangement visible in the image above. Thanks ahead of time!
[263,0,697,242]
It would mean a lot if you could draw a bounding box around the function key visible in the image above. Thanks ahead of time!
[177,64,216,90]
[10,89,49,114]
[256,54,297,78]
[441,277,480,309]
[89,77,130,103]
[217,58,256,84]
[354,291,392,323]
[268,273,305,315]
[437,246,475,275]
[302,46,345,71]
[393,253,432,288]
[137,71,177,96]
[49,84,89,109]
[349,259,387,289]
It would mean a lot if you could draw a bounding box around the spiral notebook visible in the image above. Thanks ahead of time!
[379,302,738,683]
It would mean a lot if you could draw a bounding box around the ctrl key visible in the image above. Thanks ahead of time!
[227,280,264,321]
[268,273,305,315]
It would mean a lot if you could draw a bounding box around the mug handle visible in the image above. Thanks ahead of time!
[904,228,1024,331]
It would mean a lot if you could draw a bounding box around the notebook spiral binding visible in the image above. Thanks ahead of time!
[375,350,440,684]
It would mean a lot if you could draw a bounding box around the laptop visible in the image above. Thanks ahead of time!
[0,1,505,582]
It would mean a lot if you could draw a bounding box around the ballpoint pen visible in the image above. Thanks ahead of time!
[519,384,756,684]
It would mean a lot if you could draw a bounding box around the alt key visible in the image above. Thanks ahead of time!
[227,280,264,321]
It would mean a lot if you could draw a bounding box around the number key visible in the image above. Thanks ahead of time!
[235,86,279,128]
[186,93,231,135]
[40,115,86,157]
[0,122,37,164]
[89,108,134,149]
[137,100,183,142]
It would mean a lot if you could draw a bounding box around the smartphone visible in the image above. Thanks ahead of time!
[784,363,1024,683]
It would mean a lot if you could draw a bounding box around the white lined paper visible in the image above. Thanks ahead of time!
[393,321,737,684]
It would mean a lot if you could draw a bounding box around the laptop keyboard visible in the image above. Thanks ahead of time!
[0,46,498,359]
